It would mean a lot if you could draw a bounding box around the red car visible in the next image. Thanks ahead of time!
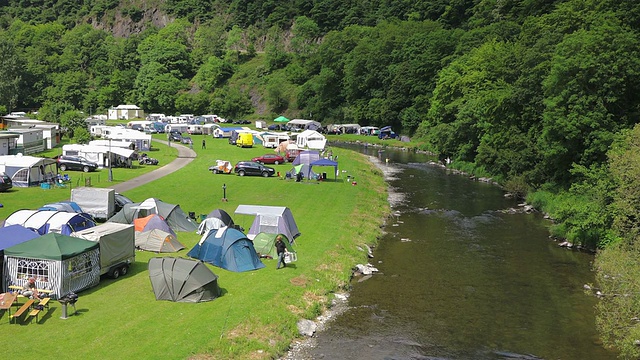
[251,154,286,165]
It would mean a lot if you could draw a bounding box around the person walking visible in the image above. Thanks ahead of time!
[275,235,287,269]
[202,139,206,149]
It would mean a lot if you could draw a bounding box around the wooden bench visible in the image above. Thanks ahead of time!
[10,299,34,324]
[8,285,53,297]
[28,298,50,324]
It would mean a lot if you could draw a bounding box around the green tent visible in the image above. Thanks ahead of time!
[4,233,101,298]
[5,233,99,260]
[274,116,289,123]
[252,233,294,259]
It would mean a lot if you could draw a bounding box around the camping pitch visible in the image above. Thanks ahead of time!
[234,205,301,241]
[108,198,197,233]
[252,232,295,259]
[148,257,221,303]
[187,227,264,272]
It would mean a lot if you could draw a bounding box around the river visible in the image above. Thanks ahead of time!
[308,144,617,360]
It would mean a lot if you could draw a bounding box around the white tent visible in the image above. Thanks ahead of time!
[0,155,57,187]
[3,209,96,235]
[295,130,326,150]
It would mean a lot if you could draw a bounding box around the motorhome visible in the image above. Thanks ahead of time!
[187,124,204,135]
[262,133,290,148]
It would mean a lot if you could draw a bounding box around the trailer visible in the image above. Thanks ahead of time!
[71,223,136,279]
[71,187,115,220]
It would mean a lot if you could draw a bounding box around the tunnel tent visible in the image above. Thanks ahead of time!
[3,209,96,235]
[148,257,221,303]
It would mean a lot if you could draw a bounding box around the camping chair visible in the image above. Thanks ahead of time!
[40,183,51,190]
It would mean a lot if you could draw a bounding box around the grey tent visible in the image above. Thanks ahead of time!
[148,257,221,303]
[207,209,234,227]
[108,198,197,232]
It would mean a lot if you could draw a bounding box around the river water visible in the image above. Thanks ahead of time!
[309,144,617,360]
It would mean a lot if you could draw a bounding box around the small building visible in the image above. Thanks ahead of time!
[108,105,144,120]
[6,128,45,155]
[0,133,20,156]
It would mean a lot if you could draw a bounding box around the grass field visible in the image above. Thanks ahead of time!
[0,134,390,359]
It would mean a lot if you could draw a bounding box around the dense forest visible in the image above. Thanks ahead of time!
[2,0,640,356]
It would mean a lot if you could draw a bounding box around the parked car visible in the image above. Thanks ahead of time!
[168,131,182,142]
[234,161,275,177]
[267,124,287,131]
[57,155,99,172]
[209,160,233,174]
[181,136,193,144]
[0,172,12,192]
[114,193,133,213]
[252,154,285,165]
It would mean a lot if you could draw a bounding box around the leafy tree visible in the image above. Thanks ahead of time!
[175,92,210,115]
[0,36,21,112]
[210,86,253,119]
[134,62,186,113]
[193,56,235,93]
[538,15,640,185]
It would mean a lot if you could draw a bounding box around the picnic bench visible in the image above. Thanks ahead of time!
[10,299,34,324]
[8,285,53,297]
[27,297,50,324]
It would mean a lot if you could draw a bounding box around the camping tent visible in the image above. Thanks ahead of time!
[197,209,235,235]
[287,164,316,180]
[135,229,184,253]
[4,233,100,298]
[0,155,57,187]
[310,158,338,180]
[292,150,320,166]
[234,205,301,241]
[0,225,40,291]
[274,116,289,123]
[134,214,177,237]
[3,209,96,235]
[148,257,221,303]
[187,227,265,272]
[290,151,321,179]
[295,130,326,150]
[108,198,197,232]
[39,201,83,213]
[70,223,135,276]
[252,233,295,259]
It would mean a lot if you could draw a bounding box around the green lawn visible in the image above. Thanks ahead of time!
[0,135,390,359]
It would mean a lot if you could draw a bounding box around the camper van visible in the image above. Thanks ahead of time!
[262,133,290,148]
[236,133,254,148]
[187,124,204,135]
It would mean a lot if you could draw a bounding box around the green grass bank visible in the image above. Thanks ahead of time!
[0,136,390,359]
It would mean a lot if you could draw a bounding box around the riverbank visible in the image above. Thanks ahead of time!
[280,154,403,360]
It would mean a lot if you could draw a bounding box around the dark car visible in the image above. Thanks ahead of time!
[267,124,286,131]
[57,155,99,172]
[168,131,183,142]
[0,172,12,192]
[234,161,276,177]
[251,154,285,165]
[114,193,133,213]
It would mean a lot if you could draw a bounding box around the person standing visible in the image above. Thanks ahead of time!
[202,139,206,149]
[275,235,287,269]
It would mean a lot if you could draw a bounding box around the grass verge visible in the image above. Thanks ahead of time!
[0,135,389,359]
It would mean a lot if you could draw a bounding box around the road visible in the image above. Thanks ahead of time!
[110,140,196,193]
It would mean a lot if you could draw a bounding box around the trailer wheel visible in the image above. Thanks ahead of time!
[120,265,128,276]
[111,267,121,279]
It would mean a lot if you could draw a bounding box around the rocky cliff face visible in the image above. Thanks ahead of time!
[87,7,173,38]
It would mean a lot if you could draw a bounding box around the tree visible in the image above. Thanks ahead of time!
[193,56,234,93]
[0,37,21,112]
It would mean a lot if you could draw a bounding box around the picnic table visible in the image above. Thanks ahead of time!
[0,292,18,321]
